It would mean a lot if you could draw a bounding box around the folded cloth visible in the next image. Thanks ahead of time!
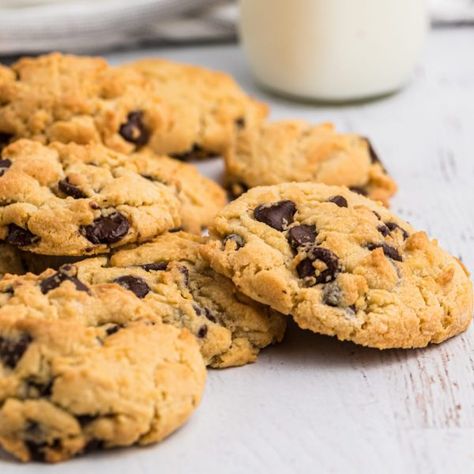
[0,0,471,56]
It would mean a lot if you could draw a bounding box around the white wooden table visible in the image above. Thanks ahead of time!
[4,27,474,474]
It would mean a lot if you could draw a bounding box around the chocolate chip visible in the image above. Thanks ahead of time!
[385,222,409,240]
[235,117,246,128]
[287,224,317,250]
[204,309,217,323]
[89,202,100,210]
[328,195,348,208]
[363,138,381,165]
[179,266,190,287]
[366,243,403,262]
[113,275,150,299]
[118,111,150,147]
[254,200,296,231]
[296,247,340,285]
[141,262,168,272]
[58,178,86,199]
[349,186,368,196]
[193,304,203,316]
[322,284,341,307]
[6,224,40,247]
[0,333,32,368]
[0,158,12,176]
[373,211,382,220]
[105,325,120,336]
[197,325,208,338]
[171,144,217,161]
[168,227,183,233]
[377,224,390,237]
[80,212,129,245]
[223,234,245,249]
[40,265,89,294]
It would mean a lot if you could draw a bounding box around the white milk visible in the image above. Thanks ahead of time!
[239,0,427,101]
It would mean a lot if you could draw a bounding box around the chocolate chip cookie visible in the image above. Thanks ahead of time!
[0,316,205,463]
[0,140,181,255]
[225,121,397,205]
[202,183,473,349]
[0,53,267,158]
[73,232,286,368]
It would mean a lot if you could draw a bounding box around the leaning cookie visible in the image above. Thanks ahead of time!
[0,53,267,158]
[128,150,227,233]
[0,140,181,255]
[225,121,397,206]
[0,317,205,463]
[202,183,473,349]
[74,232,286,368]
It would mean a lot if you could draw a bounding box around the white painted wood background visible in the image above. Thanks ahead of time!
[3,28,474,474]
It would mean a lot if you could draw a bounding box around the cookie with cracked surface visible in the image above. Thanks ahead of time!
[0,140,181,255]
[0,317,205,463]
[202,183,473,349]
[225,121,397,206]
[74,232,286,368]
[0,53,267,158]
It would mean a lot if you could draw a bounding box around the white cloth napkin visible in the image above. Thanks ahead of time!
[0,0,471,56]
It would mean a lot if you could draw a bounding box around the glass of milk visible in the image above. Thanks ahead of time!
[239,0,428,102]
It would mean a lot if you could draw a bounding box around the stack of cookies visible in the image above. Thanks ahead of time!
[0,53,472,463]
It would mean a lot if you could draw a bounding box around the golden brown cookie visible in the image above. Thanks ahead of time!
[202,183,473,349]
[0,53,267,158]
[224,121,397,205]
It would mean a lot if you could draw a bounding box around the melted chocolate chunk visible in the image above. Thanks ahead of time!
[81,212,129,245]
[254,200,296,231]
[204,308,217,323]
[58,178,86,199]
[0,333,32,368]
[287,224,317,250]
[328,195,348,208]
[105,325,120,336]
[223,233,245,249]
[235,117,246,128]
[296,247,340,285]
[171,144,217,161]
[118,111,150,147]
[385,222,409,240]
[168,227,183,233]
[141,261,168,272]
[6,224,40,247]
[377,224,390,237]
[363,138,381,165]
[366,243,403,262]
[373,211,382,220]
[40,265,89,294]
[114,275,150,299]
[349,186,368,196]
[197,325,208,338]
[0,158,12,176]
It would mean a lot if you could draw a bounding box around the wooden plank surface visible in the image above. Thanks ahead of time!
[2,27,473,474]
